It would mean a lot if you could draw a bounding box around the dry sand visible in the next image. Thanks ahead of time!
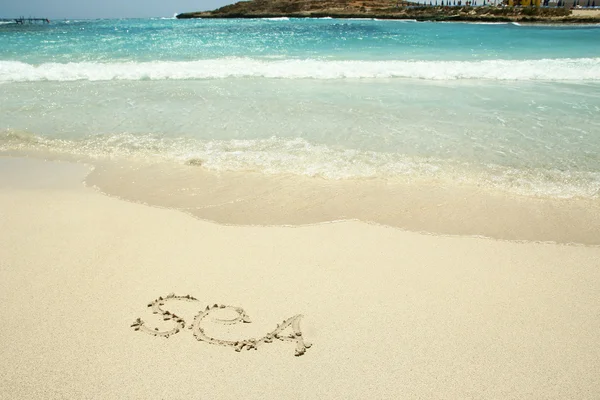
[1,156,599,399]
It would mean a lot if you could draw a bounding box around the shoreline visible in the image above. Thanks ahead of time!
[176,13,600,24]
[4,153,600,246]
[88,159,600,246]
[1,156,600,399]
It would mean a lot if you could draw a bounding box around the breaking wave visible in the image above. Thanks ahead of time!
[2,57,600,81]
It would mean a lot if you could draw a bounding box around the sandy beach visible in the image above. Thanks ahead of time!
[1,156,599,399]
[572,9,600,18]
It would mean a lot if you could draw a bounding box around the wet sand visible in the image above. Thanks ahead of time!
[86,160,600,245]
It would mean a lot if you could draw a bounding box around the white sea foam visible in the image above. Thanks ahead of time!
[374,18,418,22]
[1,58,600,82]
[2,131,599,199]
[261,17,290,21]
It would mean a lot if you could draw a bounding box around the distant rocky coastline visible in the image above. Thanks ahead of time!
[176,0,600,23]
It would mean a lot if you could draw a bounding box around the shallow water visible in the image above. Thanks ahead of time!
[1,18,599,242]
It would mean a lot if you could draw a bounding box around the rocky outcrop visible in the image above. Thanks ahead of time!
[174,1,597,23]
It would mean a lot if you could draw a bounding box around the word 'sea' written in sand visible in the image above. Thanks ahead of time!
[131,293,312,356]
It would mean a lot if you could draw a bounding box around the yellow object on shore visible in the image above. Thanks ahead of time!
[508,0,542,5]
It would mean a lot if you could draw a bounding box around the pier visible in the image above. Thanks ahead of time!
[0,17,50,24]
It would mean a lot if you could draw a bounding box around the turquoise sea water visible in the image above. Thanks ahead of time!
[1,18,600,199]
